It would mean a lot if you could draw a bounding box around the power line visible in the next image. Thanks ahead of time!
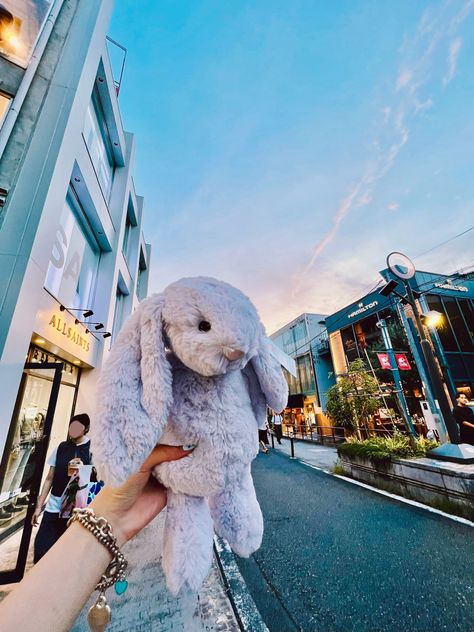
[414,225,474,259]
[284,263,474,358]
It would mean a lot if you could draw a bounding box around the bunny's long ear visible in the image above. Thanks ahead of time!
[92,294,172,484]
[243,335,288,428]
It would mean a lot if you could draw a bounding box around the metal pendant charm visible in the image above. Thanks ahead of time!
[87,593,111,632]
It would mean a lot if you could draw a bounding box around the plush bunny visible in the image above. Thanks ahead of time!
[92,277,288,594]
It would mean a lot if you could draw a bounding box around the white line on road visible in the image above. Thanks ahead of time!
[297,458,474,528]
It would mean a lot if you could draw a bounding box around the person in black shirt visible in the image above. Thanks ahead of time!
[452,393,474,445]
[32,413,92,562]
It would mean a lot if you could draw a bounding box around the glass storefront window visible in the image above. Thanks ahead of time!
[459,300,474,345]
[0,345,80,577]
[426,295,458,352]
[44,193,100,310]
[0,1,52,68]
[443,297,474,351]
[0,92,11,127]
[341,326,359,362]
[83,90,115,201]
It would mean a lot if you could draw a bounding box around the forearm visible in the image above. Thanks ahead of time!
[463,421,474,430]
[36,477,53,508]
[0,522,111,632]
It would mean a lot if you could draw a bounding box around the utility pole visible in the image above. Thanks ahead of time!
[376,319,416,438]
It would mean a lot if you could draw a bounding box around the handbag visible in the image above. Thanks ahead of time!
[59,465,104,519]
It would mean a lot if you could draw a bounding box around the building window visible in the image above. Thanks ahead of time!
[426,295,458,352]
[0,92,11,127]
[122,215,132,262]
[341,326,359,362]
[0,1,52,68]
[112,288,126,340]
[83,90,115,201]
[44,192,100,310]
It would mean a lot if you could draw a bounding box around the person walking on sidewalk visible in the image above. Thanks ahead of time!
[273,411,283,444]
[258,424,270,453]
[32,413,92,562]
[453,393,474,444]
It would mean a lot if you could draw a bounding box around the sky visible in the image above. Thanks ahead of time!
[109,0,474,333]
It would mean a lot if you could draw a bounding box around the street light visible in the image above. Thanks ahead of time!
[383,252,458,444]
[420,310,443,328]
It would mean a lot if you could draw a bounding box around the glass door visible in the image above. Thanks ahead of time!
[0,362,63,584]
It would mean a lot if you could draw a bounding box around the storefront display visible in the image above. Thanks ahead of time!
[0,344,80,580]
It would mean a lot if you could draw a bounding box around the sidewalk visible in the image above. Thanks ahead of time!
[0,510,239,632]
[269,436,339,471]
[72,511,240,631]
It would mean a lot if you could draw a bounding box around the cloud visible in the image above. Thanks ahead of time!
[388,202,399,211]
[396,69,413,91]
[381,106,391,122]
[443,37,462,86]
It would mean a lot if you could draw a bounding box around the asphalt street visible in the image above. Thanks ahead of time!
[235,450,474,632]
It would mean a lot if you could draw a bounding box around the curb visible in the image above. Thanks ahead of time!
[213,536,269,632]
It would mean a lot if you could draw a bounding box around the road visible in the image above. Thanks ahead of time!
[235,450,474,632]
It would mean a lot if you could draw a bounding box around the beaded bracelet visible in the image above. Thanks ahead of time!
[68,507,129,632]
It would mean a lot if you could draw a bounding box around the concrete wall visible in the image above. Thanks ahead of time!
[338,453,474,520]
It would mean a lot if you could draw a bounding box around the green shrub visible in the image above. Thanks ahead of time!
[337,432,439,463]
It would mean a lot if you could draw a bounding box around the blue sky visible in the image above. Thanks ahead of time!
[110,0,474,332]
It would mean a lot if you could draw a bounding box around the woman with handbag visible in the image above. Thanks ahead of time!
[32,413,92,562]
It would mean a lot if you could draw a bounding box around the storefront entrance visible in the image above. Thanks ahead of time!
[0,362,62,583]
[0,343,81,583]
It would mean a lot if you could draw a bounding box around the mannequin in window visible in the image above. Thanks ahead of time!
[32,414,92,562]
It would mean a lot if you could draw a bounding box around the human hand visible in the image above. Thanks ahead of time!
[90,445,193,547]
[31,508,41,527]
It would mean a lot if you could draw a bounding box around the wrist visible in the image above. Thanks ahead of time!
[89,490,127,548]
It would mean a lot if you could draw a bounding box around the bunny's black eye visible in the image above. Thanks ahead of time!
[198,320,211,332]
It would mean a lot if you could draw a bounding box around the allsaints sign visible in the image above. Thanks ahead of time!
[48,314,90,352]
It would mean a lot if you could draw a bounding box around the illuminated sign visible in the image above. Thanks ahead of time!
[434,282,468,293]
[347,301,379,319]
[48,314,90,352]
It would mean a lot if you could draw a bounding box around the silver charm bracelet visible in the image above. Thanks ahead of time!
[68,507,129,631]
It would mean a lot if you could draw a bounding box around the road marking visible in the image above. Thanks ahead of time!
[296,458,474,528]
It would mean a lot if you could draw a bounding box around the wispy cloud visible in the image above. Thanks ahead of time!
[396,69,413,91]
[443,37,462,86]
[295,0,472,291]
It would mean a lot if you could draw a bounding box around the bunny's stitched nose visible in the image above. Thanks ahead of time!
[222,347,245,362]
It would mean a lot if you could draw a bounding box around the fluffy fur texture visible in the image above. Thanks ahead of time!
[93,277,288,594]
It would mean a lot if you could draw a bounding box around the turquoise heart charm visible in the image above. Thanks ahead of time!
[115,580,128,596]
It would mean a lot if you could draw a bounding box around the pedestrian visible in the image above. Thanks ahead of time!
[258,425,270,453]
[0,444,193,632]
[273,410,283,444]
[452,393,474,445]
[32,413,93,562]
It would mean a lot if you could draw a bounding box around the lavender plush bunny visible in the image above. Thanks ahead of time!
[92,277,288,594]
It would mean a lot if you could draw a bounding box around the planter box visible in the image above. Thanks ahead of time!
[338,452,474,520]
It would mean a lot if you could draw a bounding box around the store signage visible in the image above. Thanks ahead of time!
[376,352,411,370]
[376,353,391,370]
[395,354,411,370]
[434,282,468,293]
[48,313,90,352]
[347,300,378,319]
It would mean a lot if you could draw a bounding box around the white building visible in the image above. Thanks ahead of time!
[0,0,150,582]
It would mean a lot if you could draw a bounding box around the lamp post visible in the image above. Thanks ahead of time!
[383,253,458,444]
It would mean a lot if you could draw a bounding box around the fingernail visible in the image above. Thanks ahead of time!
[182,444,195,451]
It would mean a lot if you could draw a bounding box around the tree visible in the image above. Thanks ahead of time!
[326,359,379,437]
